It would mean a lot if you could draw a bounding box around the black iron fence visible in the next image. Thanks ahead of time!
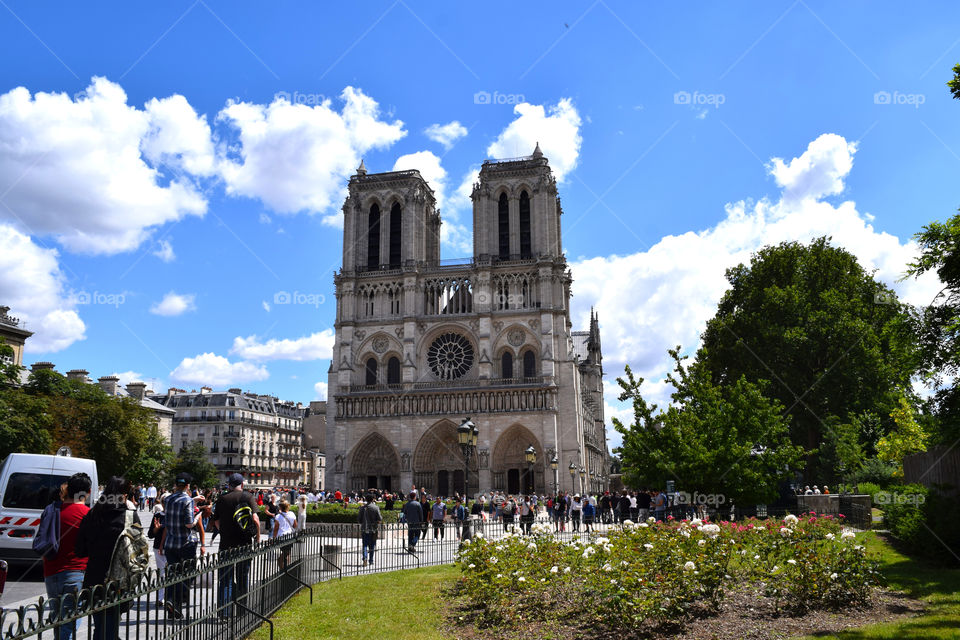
[0,503,873,639]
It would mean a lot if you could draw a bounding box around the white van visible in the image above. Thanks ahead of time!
[0,453,99,564]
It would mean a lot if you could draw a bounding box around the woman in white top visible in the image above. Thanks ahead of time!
[273,499,297,570]
[297,494,308,531]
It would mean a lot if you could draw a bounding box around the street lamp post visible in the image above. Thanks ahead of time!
[524,445,537,494]
[579,467,586,494]
[550,455,559,493]
[568,461,577,493]
[457,417,478,501]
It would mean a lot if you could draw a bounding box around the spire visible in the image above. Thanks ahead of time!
[532,141,543,158]
[357,159,367,175]
[586,308,602,360]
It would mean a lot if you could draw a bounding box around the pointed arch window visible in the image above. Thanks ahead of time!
[367,204,381,269]
[498,192,510,260]
[519,190,532,258]
[501,351,514,379]
[365,358,378,386]
[387,356,401,384]
[389,202,402,268]
[522,350,536,378]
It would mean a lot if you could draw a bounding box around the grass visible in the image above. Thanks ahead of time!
[252,533,960,640]
[250,565,459,640]
[794,531,960,639]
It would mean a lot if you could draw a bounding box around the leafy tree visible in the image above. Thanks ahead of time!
[127,427,177,487]
[0,340,22,388]
[614,349,804,505]
[0,389,52,459]
[172,441,218,490]
[876,396,929,477]
[697,237,917,481]
[949,63,960,101]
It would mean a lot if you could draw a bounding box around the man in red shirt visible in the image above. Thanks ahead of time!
[44,472,92,640]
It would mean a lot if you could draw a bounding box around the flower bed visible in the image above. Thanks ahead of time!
[455,514,882,634]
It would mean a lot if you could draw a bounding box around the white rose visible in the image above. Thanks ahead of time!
[683,561,696,572]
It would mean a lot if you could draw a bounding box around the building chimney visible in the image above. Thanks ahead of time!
[98,376,120,396]
[200,386,212,395]
[228,388,241,395]
[168,387,179,396]
[126,382,147,400]
[31,361,55,372]
[66,369,89,382]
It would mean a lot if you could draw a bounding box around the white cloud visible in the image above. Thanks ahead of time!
[424,121,468,149]
[230,329,335,361]
[0,224,85,352]
[487,98,582,182]
[216,87,406,223]
[153,239,175,262]
[149,291,196,316]
[0,77,208,255]
[314,381,328,401]
[569,133,941,446]
[108,370,166,391]
[393,150,447,209]
[170,352,268,386]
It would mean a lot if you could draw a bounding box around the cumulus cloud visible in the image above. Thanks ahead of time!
[487,98,582,182]
[314,381,328,401]
[424,121,467,149]
[149,291,196,316]
[393,151,447,209]
[569,133,941,445]
[216,87,406,223]
[153,239,175,262]
[170,352,268,386]
[230,329,335,361]
[0,77,208,255]
[0,224,85,352]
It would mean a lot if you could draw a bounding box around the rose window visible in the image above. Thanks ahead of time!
[427,333,474,380]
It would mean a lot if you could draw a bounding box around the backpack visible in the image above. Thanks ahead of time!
[505,502,516,516]
[32,500,61,560]
[106,509,151,592]
[233,504,260,540]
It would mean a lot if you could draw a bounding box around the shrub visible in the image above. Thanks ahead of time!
[856,482,883,505]
[883,484,960,566]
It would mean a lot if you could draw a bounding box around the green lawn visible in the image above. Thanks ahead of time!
[254,533,959,640]
[794,532,960,639]
[250,565,459,640]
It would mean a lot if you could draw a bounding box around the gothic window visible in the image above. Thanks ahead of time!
[501,351,513,379]
[427,333,475,380]
[498,192,509,260]
[523,350,537,378]
[387,287,400,315]
[389,202,402,268]
[367,204,380,269]
[365,358,378,386]
[387,357,401,384]
[364,289,375,317]
[519,190,531,258]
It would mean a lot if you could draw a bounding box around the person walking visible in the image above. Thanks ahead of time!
[146,484,157,510]
[358,493,382,567]
[296,494,308,532]
[160,473,201,621]
[147,504,166,608]
[582,496,596,533]
[570,495,583,532]
[213,474,260,620]
[431,498,447,541]
[402,492,423,553]
[42,473,91,640]
[520,496,535,534]
[453,498,469,540]
[501,496,517,532]
[74,476,142,640]
[273,500,296,571]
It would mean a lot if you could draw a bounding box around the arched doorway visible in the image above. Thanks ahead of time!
[492,425,542,495]
[348,432,401,493]
[413,420,477,497]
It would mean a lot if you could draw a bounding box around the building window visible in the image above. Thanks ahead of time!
[365,358,378,386]
[367,203,381,268]
[523,350,537,378]
[501,351,513,379]
[519,190,531,258]
[389,202,402,268]
[387,356,401,384]
[498,192,509,260]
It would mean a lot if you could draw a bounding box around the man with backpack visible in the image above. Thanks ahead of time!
[357,493,382,567]
[160,473,200,620]
[40,472,91,640]
[213,473,260,620]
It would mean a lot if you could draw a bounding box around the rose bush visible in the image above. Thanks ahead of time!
[456,513,880,632]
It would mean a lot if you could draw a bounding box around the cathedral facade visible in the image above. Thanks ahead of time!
[324,146,608,497]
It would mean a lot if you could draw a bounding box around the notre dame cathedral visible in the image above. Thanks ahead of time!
[324,145,609,497]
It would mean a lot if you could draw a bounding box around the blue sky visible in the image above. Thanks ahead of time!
[0,2,957,446]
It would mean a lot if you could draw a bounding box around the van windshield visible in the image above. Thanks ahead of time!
[2,473,69,510]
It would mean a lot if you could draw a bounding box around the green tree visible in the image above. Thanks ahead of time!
[172,441,218,490]
[697,237,917,481]
[127,427,177,486]
[876,396,929,477]
[614,349,804,505]
[949,63,960,100]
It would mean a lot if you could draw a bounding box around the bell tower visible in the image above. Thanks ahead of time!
[471,143,563,262]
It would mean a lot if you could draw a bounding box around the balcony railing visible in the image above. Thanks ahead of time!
[346,376,547,395]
